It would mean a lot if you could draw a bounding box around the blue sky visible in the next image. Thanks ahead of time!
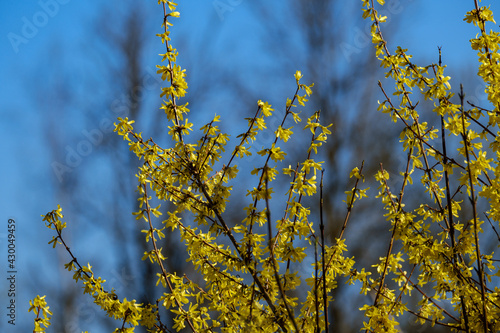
[1,0,500,331]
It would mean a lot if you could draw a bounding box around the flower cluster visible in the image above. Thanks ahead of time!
[35,0,345,332]
[34,0,500,332]
[359,0,500,331]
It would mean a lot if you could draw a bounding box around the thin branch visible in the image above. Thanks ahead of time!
[320,169,328,333]
[459,84,488,332]
[265,169,299,333]
[142,184,198,332]
[338,161,365,241]
[372,164,399,309]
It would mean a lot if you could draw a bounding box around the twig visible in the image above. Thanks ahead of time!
[265,169,299,333]
[459,84,488,332]
[320,170,328,333]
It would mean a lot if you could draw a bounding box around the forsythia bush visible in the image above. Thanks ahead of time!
[34,0,500,332]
